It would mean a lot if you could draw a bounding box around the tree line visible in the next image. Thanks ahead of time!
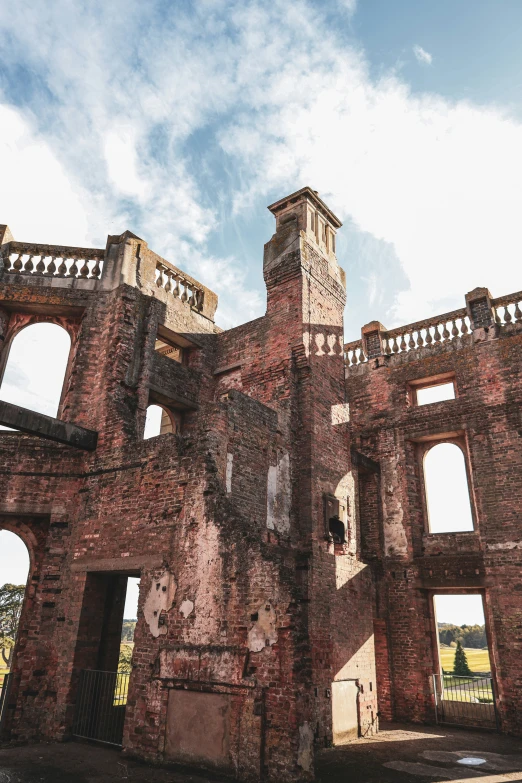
[438,622,487,648]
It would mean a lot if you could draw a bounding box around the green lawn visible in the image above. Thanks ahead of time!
[439,647,491,673]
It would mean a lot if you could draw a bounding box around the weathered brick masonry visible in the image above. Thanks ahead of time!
[1,189,520,780]
[0,190,377,781]
[345,288,522,735]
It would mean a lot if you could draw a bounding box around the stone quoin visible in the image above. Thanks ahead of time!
[0,189,521,780]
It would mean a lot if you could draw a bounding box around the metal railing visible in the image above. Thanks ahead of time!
[72,669,129,746]
[433,673,499,730]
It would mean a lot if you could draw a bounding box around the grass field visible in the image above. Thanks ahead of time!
[439,647,491,673]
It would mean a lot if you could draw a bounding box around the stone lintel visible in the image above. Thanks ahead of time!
[0,401,98,451]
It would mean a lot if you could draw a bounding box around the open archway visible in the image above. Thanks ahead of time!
[0,530,30,680]
[143,404,180,439]
[424,442,474,533]
[0,322,71,419]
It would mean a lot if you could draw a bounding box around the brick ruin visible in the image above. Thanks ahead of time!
[0,187,521,779]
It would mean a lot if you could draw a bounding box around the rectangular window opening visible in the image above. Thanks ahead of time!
[409,375,456,406]
[155,337,185,364]
[432,593,497,729]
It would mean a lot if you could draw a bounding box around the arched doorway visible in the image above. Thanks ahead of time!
[0,530,30,724]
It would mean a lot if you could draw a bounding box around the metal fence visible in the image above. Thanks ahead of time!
[433,673,499,730]
[72,669,129,746]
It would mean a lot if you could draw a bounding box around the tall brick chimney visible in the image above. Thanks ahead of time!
[264,186,345,294]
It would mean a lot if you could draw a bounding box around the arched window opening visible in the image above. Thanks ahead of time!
[143,404,180,439]
[424,443,474,533]
[0,530,30,675]
[0,323,71,421]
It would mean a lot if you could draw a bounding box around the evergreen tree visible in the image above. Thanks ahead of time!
[453,639,472,676]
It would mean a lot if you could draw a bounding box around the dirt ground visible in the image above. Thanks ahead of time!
[1,723,522,782]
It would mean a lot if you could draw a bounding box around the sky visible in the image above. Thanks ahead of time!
[2,0,522,628]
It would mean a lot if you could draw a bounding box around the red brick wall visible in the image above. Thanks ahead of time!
[346,324,522,734]
[0,210,378,780]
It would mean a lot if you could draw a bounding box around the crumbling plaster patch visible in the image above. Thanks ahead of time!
[297,722,314,772]
[143,570,176,637]
[331,402,350,425]
[381,456,408,557]
[180,599,194,618]
[226,452,233,494]
[247,601,278,653]
[181,519,223,643]
[267,452,291,535]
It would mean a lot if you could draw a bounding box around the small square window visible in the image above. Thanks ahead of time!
[155,338,184,363]
[416,382,455,406]
[409,375,456,406]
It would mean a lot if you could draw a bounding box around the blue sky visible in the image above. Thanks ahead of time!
[1,0,522,624]
[1,0,522,338]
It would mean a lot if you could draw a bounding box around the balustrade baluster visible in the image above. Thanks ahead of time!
[504,305,512,323]
[442,322,450,340]
[451,320,459,337]
[79,259,90,278]
[416,330,424,348]
[69,258,78,278]
[47,257,57,276]
[400,334,407,352]
[36,255,46,274]
[13,254,23,272]
[493,307,501,325]
[164,271,172,293]
[156,267,164,287]
[515,302,522,323]
[3,253,12,271]
[23,255,34,273]
[172,276,180,297]
[180,282,188,303]
[189,289,196,307]
[425,327,433,346]
[434,324,442,343]
[460,318,469,334]
[90,258,101,279]
[408,333,415,350]
[57,258,67,276]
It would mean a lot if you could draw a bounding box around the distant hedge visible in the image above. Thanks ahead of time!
[438,623,486,649]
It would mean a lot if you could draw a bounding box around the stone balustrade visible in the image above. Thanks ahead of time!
[155,259,204,312]
[0,228,217,322]
[1,241,105,280]
[492,290,522,325]
[382,308,471,357]
[345,286,522,369]
[344,339,367,367]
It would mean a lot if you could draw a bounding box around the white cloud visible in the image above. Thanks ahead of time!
[413,44,433,66]
[0,104,92,245]
[0,0,521,336]
[104,128,145,200]
[338,0,357,15]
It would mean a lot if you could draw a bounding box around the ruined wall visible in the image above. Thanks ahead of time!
[345,304,522,735]
[0,189,378,782]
